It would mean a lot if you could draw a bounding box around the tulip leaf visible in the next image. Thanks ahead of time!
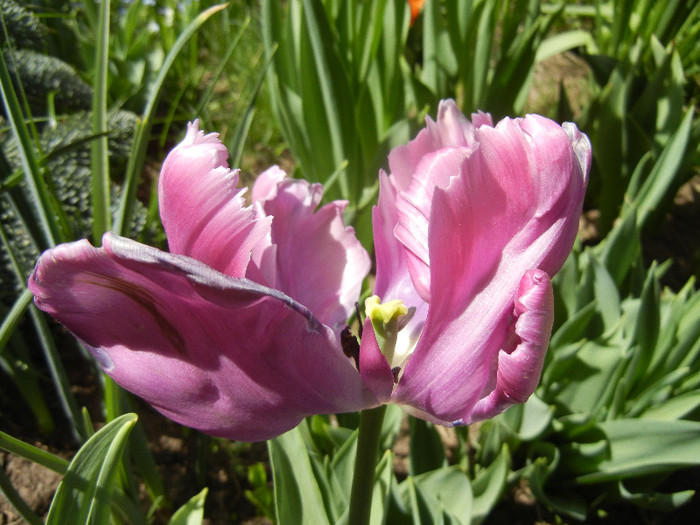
[641,390,700,420]
[631,106,694,230]
[45,413,138,525]
[412,466,473,525]
[526,443,588,521]
[620,484,695,512]
[501,394,553,441]
[471,445,509,524]
[269,426,331,525]
[550,301,597,348]
[576,419,700,484]
[408,418,446,476]
[552,340,625,415]
[168,488,207,525]
[370,450,394,524]
[589,253,621,333]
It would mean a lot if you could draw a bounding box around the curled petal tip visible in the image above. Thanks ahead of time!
[470,271,554,421]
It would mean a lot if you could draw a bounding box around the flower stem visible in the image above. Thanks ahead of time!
[347,405,387,525]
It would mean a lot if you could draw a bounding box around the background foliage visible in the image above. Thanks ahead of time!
[1,0,699,523]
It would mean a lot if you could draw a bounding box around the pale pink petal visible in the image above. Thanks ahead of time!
[372,173,428,354]
[394,147,468,301]
[470,110,494,128]
[158,121,270,277]
[29,234,376,441]
[255,174,371,329]
[387,99,484,192]
[251,165,287,203]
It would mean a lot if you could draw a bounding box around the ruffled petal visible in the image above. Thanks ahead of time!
[391,115,589,425]
[387,100,484,192]
[254,171,371,329]
[29,233,376,441]
[158,121,270,277]
[470,270,553,420]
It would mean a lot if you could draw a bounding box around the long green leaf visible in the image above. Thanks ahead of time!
[0,430,70,474]
[46,413,138,525]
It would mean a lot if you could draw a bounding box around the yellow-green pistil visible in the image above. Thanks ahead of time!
[365,295,408,368]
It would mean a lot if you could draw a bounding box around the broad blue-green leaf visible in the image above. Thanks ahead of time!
[412,466,473,525]
[370,450,394,525]
[576,419,700,484]
[501,394,553,441]
[45,413,138,525]
[641,390,700,420]
[549,340,624,415]
[526,443,588,521]
[590,254,621,333]
[269,426,331,525]
[471,445,509,524]
[618,480,694,511]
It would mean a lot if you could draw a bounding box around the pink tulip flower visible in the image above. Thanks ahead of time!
[29,122,373,441]
[358,99,590,426]
[30,100,589,441]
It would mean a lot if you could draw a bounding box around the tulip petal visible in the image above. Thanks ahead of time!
[372,173,428,362]
[358,317,395,403]
[158,121,270,277]
[391,115,589,425]
[254,169,371,329]
[470,270,553,420]
[394,147,468,301]
[29,233,376,441]
[386,100,480,192]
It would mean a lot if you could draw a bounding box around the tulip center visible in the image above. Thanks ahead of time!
[365,296,410,375]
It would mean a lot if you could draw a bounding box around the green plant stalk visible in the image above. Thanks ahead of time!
[347,405,387,525]
[91,0,111,242]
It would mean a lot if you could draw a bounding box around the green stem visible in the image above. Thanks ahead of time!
[347,405,387,525]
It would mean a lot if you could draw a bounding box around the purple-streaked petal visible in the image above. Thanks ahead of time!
[254,172,371,329]
[29,233,376,441]
[470,270,553,420]
[158,121,270,277]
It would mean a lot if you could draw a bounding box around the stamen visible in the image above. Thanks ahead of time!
[355,301,363,338]
[341,326,360,370]
[391,366,401,384]
[397,306,416,331]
